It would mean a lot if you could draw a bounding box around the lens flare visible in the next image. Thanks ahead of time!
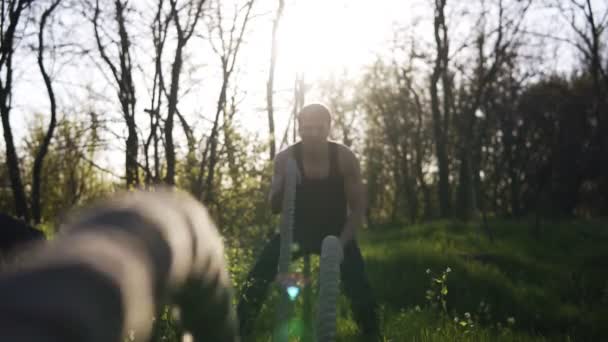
[287,286,300,300]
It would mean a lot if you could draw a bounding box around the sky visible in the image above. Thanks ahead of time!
[10,0,423,170]
[5,0,604,174]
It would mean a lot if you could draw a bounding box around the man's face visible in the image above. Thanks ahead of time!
[298,111,330,144]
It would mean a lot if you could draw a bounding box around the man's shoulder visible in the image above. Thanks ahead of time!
[276,143,298,158]
[274,142,300,165]
[331,141,357,161]
[331,142,359,176]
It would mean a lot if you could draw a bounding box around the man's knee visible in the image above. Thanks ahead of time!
[239,235,282,296]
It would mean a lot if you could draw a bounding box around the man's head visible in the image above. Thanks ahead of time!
[297,103,331,145]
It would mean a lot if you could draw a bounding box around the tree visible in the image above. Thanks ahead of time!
[163,0,207,185]
[455,0,531,220]
[557,0,608,214]
[199,0,255,203]
[317,72,359,148]
[92,0,139,188]
[0,0,33,220]
[142,0,170,186]
[401,66,434,220]
[32,0,62,224]
[265,0,284,161]
[360,60,421,224]
[430,0,452,218]
[23,114,113,224]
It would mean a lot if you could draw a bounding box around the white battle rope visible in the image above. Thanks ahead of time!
[274,158,298,342]
[316,235,343,342]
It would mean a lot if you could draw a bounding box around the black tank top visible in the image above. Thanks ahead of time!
[291,141,347,253]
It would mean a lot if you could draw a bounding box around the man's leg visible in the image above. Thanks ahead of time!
[341,240,381,340]
[237,235,281,338]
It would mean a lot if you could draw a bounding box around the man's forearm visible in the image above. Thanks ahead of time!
[268,169,285,214]
[340,210,364,245]
[270,190,283,214]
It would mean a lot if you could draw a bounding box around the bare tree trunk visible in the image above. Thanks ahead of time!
[204,74,227,203]
[148,0,169,184]
[403,70,432,220]
[115,0,138,188]
[93,0,139,188]
[32,0,61,224]
[0,100,28,220]
[164,0,206,185]
[0,0,31,221]
[430,0,451,218]
[405,162,418,223]
[417,153,432,221]
[292,73,306,143]
[164,40,183,185]
[399,136,417,223]
[390,155,401,224]
[197,84,223,200]
[502,113,521,216]
[203,0,255,203]
[266,0,284,161]
[222,88,239,185]
[457,115,475,220]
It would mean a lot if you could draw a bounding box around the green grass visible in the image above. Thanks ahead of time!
[239,219,608,341]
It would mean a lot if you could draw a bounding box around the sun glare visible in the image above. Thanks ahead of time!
[275,0,405,81]
[236,0,419,141]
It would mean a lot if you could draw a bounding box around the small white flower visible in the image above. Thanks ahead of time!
[507,317,515,325]
[454,316,459,322]
[446,267,452,273]
[464,312,471,319]
[426,268,431,274]
[415,305,421,312]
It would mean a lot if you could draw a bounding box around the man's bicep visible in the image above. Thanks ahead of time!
[272,153,282,176]
[269,152,287,212]
[344,151,365,212]
[271,152,286,186]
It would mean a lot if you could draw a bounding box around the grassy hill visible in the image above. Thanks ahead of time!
[243,219,608,341]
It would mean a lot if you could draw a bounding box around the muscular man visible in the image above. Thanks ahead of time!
[237,103,380,340]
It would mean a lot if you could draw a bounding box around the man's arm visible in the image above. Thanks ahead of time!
[269,151,287,214]
[340,147,366,247]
